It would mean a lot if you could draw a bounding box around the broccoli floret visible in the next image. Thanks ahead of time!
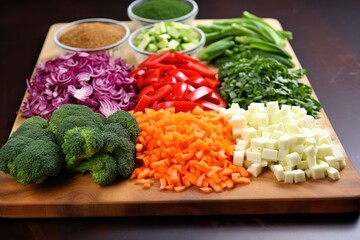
[54,116,104,146]
[112,138,136,178]
[49,104,105,134]
[102,123,131,153]
[106,110,140,142]
[0,136,31,173]
[68,152,118,186]
[20,116,48,129]
[62,126,104,170]
[9,140,63,186]
[0,116,64,186]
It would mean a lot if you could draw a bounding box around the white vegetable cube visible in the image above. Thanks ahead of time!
[229,115,247,129]
[291,144,304,156]
[331,145,344,160]
[261,131,272,138]
[247,163,263,177]
[241,127,257,141]
[229,103,241,111]
[271,130,284,140]
[232,127,243,139]
[304,145,317,167]
[320,134,332,145]
[270,164,285,181]
[298,115,315,129]
[278,135,293,150]
[283,166,293,171]
[281,104,291,111]
[319,160,329,168]
[233,150,245,166]
[267,101,280,113]
[305,169,311,178]
[261,160,268,167]
[235,139,248,150]
[293,169,306,183]
[280,114,296,124]
[310,164,326,180]
[250,137,267,150]
[265,139,278,150]
[292,134,307,145]
[305,137,317,148]
[285,152,301,167]
[246,150,262,163]
[277,149,289,161]
[322,144,333,157]
[294,107,307,119]
[219,108,232,121]
[297,160,309,170]
[284,123,301,134]
[324,156,341,170]
[326,167,340,180]
[339,159,346,169]
[284,171,294,183]
[268,113,279,125]
[261,148,278,161]
[253,112,269,128]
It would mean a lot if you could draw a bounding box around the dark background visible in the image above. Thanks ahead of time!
[0,1,359,239]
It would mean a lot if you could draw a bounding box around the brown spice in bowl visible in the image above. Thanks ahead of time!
[58,22,125,49]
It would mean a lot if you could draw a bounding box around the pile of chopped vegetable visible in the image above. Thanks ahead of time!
[197,11,294,67]
[131,50,226,112]
[218,56,322,118]
[131,107,250,193]
[21,52,136,119]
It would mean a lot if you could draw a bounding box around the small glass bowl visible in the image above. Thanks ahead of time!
[53,18,130,58]
[128,23,205,64]
[127,0,199,29]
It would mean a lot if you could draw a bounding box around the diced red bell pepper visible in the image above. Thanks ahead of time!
[204,77,221,88]
[149,84,174,102]
[153,75,177,89]
[187,76,207,88]
[134,94,152,112]
[137,85,155,100]
[185,61,217,78]
[196,99,227,111]
[186,86,214,102]
[168,69,189,82]
[166,82,190,101]
[202,91,227,107]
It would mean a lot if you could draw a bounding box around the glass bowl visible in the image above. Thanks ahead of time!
[127,0,199,29]
[128,22,205,64]
[53,18,130,58]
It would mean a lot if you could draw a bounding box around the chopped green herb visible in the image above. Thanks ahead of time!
[218,56,322,118]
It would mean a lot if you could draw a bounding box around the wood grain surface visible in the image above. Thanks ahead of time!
[0,20,359,218]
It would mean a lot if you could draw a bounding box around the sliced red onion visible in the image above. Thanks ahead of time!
[20,52,136,120]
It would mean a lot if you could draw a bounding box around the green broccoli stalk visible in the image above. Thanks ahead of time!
[106,110,140,142]
[68,152,118,186]
[0,116,64,186]
[62,126,104,170]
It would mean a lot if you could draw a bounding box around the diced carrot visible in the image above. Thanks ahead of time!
[237,166,250,177]
[233,177,251,184]
[200,187,213,193]
[130,108,251,193]
[174,186,186,192]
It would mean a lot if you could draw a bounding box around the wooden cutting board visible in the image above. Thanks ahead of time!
[1,20,359,218]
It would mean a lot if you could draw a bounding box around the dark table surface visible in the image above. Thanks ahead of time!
[1,0,359,239]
